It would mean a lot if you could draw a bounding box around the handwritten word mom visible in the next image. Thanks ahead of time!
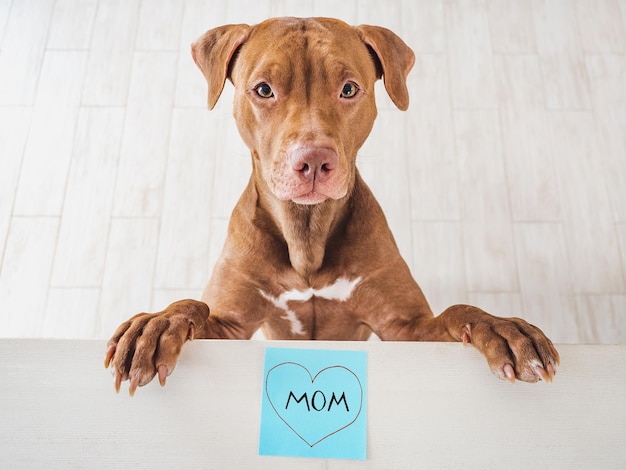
[285,390,350,412]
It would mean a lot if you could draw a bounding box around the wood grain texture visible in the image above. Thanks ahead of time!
[0,0,624,344]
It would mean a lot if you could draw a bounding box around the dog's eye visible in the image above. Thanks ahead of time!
[340,81,359,99]
[255,83,274,98]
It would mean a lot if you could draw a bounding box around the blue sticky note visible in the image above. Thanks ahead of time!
[259,347,367,460]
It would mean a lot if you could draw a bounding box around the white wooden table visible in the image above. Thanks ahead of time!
[1,340,624,469]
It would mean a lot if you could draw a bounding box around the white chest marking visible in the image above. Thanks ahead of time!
[259,277,362,335]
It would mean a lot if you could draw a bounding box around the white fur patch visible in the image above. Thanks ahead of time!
[259,277,362,335]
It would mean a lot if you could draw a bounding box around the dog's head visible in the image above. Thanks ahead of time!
[192,17,414,205]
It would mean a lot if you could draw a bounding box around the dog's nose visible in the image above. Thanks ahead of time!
[289,147,338,183]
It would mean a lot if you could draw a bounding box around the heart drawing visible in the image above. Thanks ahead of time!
[265,362,364,448]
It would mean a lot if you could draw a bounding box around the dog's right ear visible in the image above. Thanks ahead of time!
[191,24,251,110]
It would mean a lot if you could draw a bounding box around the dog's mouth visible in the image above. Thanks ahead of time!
[275,173,352,205]
[290,190,333,205]
[276,176,350,205]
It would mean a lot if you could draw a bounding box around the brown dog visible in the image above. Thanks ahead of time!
[105,17,559,395]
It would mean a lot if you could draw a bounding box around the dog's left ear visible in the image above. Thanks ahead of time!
[191,24,251,110]
[356,25,415,111]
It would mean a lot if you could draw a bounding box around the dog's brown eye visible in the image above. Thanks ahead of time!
[255,83,274,98]
[340,81,358,98]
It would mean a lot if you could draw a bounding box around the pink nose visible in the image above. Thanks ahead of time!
[289,147,338,183]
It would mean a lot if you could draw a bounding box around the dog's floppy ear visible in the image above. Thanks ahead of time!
[191,24,251,110]
[356,25,415,111]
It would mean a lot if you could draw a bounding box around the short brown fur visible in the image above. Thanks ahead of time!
[105,18,559,396]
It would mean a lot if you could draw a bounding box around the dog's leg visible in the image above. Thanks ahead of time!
[372,289,559,384]
[104,300,207,395]
[426,305,560,383]
[104,299,252,395]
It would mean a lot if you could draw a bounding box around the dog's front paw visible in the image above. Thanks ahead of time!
[104,300,209,395]
[461,315,560,383]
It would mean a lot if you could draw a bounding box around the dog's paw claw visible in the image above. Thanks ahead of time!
[534,364,549,382]
[503,363,516,384]
[493,363,516,383]
[104,344,116,368]
[114,370,123,394]
[461,324,471,345]
[530,360,557,383]
[158,365,169,387]
[128,372,144,397]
